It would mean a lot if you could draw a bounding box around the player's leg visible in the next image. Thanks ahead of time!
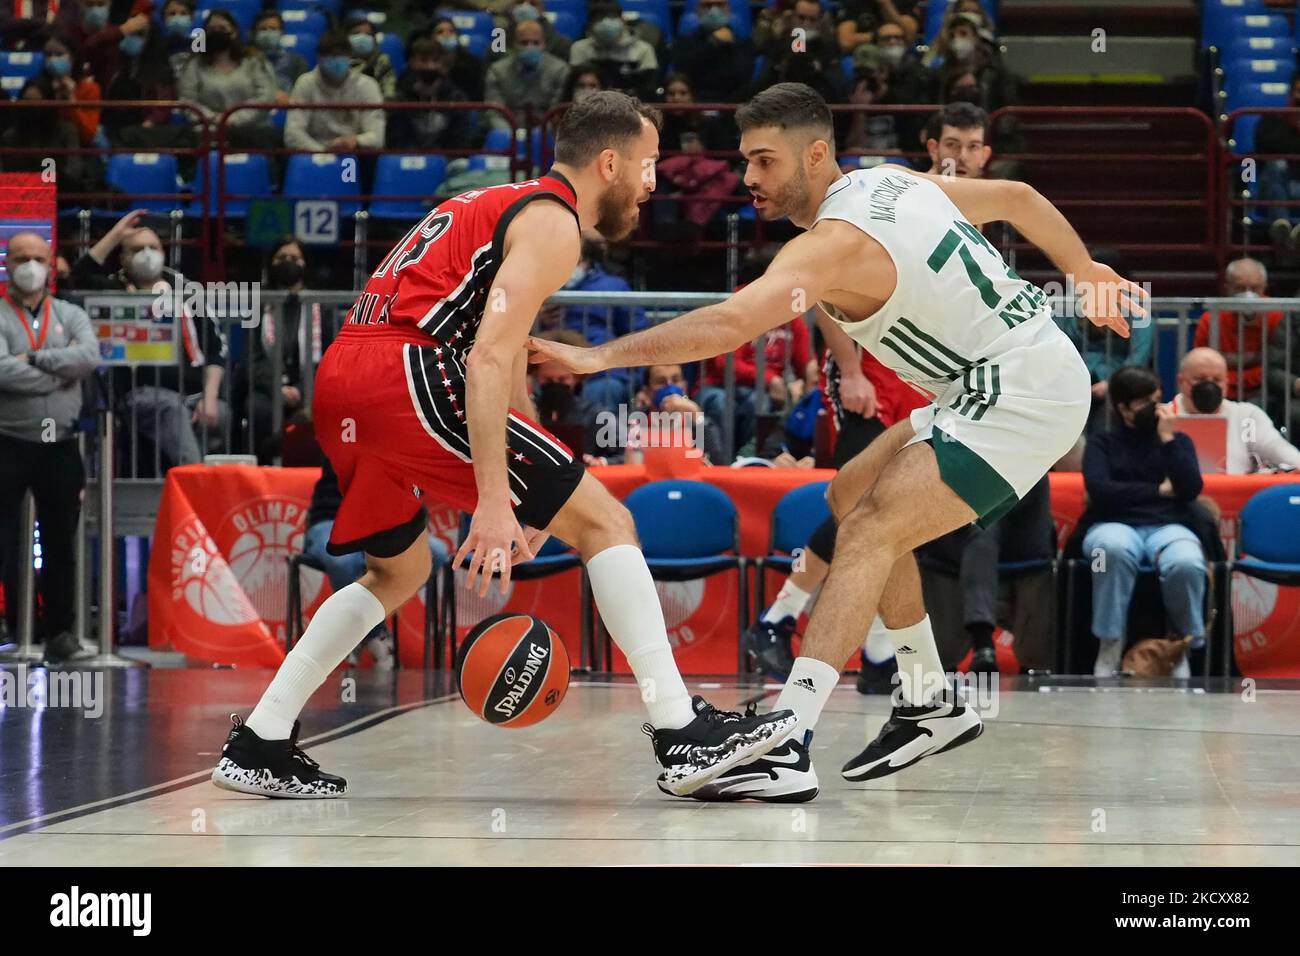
[212,530,431,798]
[542,471,798,795]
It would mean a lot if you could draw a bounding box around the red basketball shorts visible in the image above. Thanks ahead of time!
[313,325,585,557]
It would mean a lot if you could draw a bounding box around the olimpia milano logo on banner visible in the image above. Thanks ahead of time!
[171,515,260,625]
[655,580,706,649]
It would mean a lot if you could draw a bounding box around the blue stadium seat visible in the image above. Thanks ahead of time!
[1202,0,1269,46]
[187,151,272,219]
[283,153,362,218]
[1223,56,1295,88]
[1229,114,1260,154]
[1224,79,1292,111]
[279,7,328,36]
[0,75,27,98]
[547,10,583,39]
[277,0,342,14]
[280,32,321,68]
[99,153,183,215]
[546,0,588,21]
[377,32,406,75]
[369,154,448,221]
[195,6,255,35]
[0,51,45,85]
[1223,36,1295,59]
[482,126,514,153]
[1203,13,1290,50]
[1233,485,1300,585]
[458,31,491,59]
[435,8,494,37]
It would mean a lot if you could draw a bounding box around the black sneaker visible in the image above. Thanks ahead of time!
[645,696,798,796]
[211,715,347,798]
[841,697,983,782]
[45,630,96,664]
[855,654,898,695]
[663,730,819,803]
[743,615,797,679]
[967,646,999,675]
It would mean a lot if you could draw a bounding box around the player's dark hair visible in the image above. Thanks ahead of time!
[924,101,988,143]
[735,82,834,147]
[554,89,661,167]
[1108,365,1161,411]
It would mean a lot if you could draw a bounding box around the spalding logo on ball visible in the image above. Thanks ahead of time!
[456,613,570,727]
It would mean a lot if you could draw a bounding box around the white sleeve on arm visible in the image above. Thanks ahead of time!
[1249,403,1300,469]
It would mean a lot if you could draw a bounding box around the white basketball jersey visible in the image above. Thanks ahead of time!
[813,166,1057,400]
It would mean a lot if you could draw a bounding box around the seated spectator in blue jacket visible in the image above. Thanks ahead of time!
[1082,366,1206,677]
[552,239,647,419]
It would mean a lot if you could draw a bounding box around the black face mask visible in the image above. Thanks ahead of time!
[416,69,439,85]
[270,259,304,287]
[537,382,574,420]
[1130,403,1158,434]
[206,30,234,54]
[1191,380,1223,414]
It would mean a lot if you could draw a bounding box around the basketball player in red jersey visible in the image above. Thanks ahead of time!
[211,91,797,799]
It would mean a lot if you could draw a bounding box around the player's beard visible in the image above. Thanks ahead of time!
[595,176,640,241]
[766,163,811,221]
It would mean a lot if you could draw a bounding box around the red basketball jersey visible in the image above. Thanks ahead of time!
[344,171,580,349]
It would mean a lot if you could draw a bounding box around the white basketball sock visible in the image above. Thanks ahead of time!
[246,582,385,740]
[762,579,813,624]
[586,544,694,729]
[773,656,840,735]
[889,614,949,706]
[863,616,894,664]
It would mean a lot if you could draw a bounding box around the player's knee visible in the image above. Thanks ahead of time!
[837,494,909,555]
[600,500,638,546]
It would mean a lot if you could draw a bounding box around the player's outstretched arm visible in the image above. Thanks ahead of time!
[880,165,1143,339]
[529,231,838,374]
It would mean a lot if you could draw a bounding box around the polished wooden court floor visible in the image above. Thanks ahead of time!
[1,668,1297,865]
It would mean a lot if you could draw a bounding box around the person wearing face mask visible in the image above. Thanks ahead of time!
[484,18,570,130]
[506,0,573,60]
[1193,258,1285,406]
[70,209,229,469]
[159,0,196,77]
[103,15,181,148]
[1171,347,1300,474]
[176,10,280,151]
[530,329,615,463]
[568,2,658,100]
[41,36,102,147]
[755,0,843,103]
[388,38,474,150]
[250,10,307,96]
[0,76,101,195]
[343,11,397,100]
[285,32,385,154]
[0,232,101,663]
[418,17,486,100]
[74,0,154,90]
[671,0,755,103]
[1079,366,1208,676]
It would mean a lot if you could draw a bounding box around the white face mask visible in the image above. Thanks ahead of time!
[10,260,48,294]
[128,247,164,283]
[950,36,976,59]
[878,44,906,66]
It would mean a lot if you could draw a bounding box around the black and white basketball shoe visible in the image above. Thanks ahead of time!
[661,729,819,803]
[645,697,798,796]
[742,615,797,680]
[211,715,347,798]
[840,697,983,781]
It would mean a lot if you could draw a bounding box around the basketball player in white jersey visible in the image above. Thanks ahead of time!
[529,83,1144,802]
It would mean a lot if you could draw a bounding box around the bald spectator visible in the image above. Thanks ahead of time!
[0,232,99,662]
[1170,348,1300,474]
[1195,258,1284,404]
[484,19,570,130]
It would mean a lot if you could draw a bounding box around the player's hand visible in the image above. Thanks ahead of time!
[839,368,877,418]
[1075,260,1144,340]
[527,335,608,376]
[456,501,534,597]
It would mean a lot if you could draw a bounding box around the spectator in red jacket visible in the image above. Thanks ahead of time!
[1194,257,1284,402]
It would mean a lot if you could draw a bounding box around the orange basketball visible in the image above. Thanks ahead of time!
[456,613,570,727]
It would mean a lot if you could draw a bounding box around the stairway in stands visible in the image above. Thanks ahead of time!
[992,0,1220,295]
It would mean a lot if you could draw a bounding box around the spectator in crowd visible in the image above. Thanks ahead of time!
[251,9,308,97]
[103,15,179,148]
[425,16,486,101]
[671,0,755,104]
[512,0,573,61]
[1171,347,1300,473]
[0,232,100,663]
[484,18,570,130]
[389,38,475,150]
[754,0,843,103]
[42,34,101,147]
[563,64,605,102]
[285,32,385,154]
[836,0,921,52]
[840,34,936,157]
[1081,366,1206,677]
[71,209,228,469]
[554,239,648,420]
[531,329,613,463]
[755,0,836,58]
[569,2,658,100]
[1266,317,1300,440]
[303,457,449,669]
[73,0,151,89]
[236,238,336,464]
[657,73,733,151]
[928,11,1015,112]
[343,10,397,100]
[177,10,280,151]
[1193,258,1284,404]
[0,77,100,196]
[921,100,989,177]
[637,363,725,464]
[1261,76,1300,250]
[161,0,197,77]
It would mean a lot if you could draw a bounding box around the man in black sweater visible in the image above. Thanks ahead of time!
[1081,366,1206,676]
